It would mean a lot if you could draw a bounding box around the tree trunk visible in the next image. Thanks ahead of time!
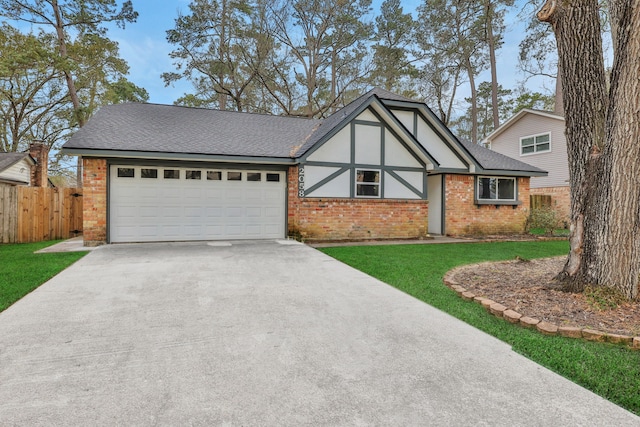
[539,0,640,300]
[485,1,500,130]
[465,57,478,145]
[52,0,84,187]
[595,0,640,299]
[219,0,228,110]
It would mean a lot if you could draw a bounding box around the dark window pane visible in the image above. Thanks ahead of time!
[357,184,379,197]
[141,168,157,179]
[521,145,535,154]
[536,143,550,152]
[536,134,550,144]
[227,171,242,181]
[478,177,497,200]
[266,173,280,182]
[207,171,222,180]
[186,170,201,180]
[498,178,515,200]
[164,169,180,179]
[117,168,134,178]
[247,172,261,181]
[357,170,379,183]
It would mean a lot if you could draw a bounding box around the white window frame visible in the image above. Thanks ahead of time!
[476,176,517,202]
[355,168,381,198]
[520,132,551,156]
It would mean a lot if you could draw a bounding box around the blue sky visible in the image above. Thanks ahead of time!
[107,0,552,106]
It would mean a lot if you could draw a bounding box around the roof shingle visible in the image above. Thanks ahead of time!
[64,103,322,158]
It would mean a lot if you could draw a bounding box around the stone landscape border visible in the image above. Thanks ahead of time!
[443,267,640,350]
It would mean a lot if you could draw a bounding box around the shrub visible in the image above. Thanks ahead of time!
[526,207,564,235]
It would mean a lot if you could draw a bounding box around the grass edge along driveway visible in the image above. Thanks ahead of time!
[320,241,640,416]
[0,240,88,313]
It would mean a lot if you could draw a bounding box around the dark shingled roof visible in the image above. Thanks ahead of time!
[459,139,546,174]
[64,103,322,158]
[0,152,32,171]
[62,89,545,175]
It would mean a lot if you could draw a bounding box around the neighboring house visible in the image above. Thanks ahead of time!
[0,152,36,186]
[0,142,51,188]
[62,88,546,246]
[482,109,569,219]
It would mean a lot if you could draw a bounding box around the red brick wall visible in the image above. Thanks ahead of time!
[82,158,107,246]
[531,186,570,221]
[287,166,429,241]
[444,174,530,236]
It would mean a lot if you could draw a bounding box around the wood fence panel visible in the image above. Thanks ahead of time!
[0,185,18,243]
[530,194,552,210]
[14,187,83,243]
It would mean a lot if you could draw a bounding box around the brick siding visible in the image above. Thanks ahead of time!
[82,158,107,246]
[287,166,429,241]
[444,174,530,236]
[531,186,570,222]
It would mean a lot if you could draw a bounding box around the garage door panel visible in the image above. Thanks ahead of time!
[139,206,158,218]
[184,206,202,218]
[206,207,223,217]
[161,206,182,218]
[110,166,285,242]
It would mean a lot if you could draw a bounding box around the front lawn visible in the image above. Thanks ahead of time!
[320,241,640,416]
[0,241,88,312]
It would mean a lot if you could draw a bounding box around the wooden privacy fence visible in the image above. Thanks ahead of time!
[530,194,553,210]
[0,186,82,244]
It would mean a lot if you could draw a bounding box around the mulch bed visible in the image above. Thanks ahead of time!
[449,256,640,337]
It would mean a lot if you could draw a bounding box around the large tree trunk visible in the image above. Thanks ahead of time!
[538,0,640,300]
[596,0,640,299]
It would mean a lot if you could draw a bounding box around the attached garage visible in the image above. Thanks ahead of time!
[63,88,545,246]
[109,165,286,243]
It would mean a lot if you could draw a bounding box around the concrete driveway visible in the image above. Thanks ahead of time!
[0,240,637,426]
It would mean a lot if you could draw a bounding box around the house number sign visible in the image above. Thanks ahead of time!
[298,166,305,197]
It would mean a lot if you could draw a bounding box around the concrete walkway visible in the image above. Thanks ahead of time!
[0,241,637,425]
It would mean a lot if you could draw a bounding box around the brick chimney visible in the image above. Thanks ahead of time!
[29,142,49,187]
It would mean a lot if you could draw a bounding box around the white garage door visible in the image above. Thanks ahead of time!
[109,165,286,242]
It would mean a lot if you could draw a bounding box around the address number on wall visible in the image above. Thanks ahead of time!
[298,166,305,197]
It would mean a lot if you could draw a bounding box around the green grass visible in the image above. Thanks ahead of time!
[320,241,640,415]
[529,227,570,236]
[0,241,88,312]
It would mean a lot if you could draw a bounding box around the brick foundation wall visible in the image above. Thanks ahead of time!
[531,186,570,222]
[444,174,530,236]
[287,166,429,241]
[82,158,107,246]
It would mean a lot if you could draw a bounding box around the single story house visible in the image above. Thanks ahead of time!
[62,88,546,245]
[482,109,569,219]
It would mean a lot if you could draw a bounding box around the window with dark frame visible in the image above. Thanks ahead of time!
[266,173,280,182]
[227,171,242,181]
[247,172,261,182]
[356,169,380,197]
[164,169,180,179]
[207,171,222,180]
[477,177,516,201]
[117,168,134,178]
[141,168,158,179]
[186,170,201,180]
